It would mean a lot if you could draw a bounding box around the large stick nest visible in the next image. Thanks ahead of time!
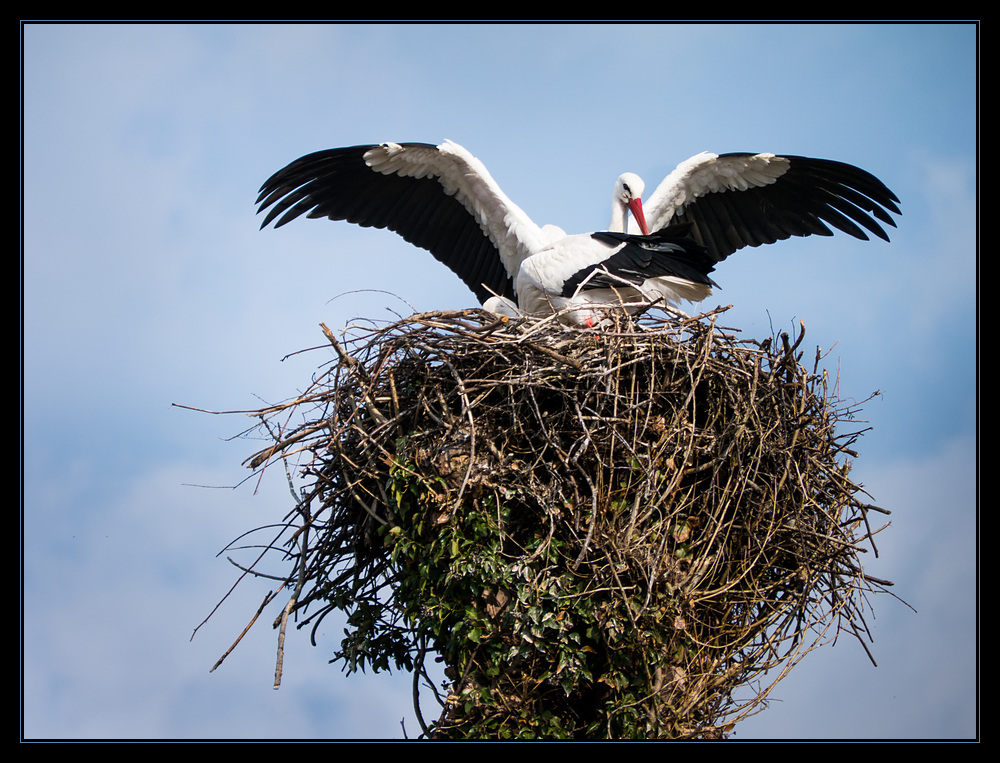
[237,306,891,740]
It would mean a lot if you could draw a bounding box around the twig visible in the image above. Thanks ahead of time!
[209,585,284,673]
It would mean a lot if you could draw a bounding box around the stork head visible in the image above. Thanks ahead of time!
[613,172,649,235]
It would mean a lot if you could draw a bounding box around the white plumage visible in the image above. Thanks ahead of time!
[256,140,900,326]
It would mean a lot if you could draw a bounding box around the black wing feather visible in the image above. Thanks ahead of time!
[668,154,901,262]
[562,226,718,298]
[256,145,514,304]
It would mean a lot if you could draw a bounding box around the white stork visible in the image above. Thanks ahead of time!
[256,140,900,326]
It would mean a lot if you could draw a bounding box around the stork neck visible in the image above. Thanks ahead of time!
[609,201,628,233]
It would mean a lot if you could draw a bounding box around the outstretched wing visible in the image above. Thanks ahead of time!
[643,152,901,262]
[256,140,548,304]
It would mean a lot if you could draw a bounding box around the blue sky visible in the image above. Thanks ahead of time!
[22,22,978,740]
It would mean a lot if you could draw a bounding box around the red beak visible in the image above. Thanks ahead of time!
[628,198,650,236]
